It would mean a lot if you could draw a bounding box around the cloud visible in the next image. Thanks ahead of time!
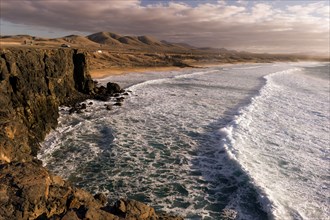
[0,0,329,54]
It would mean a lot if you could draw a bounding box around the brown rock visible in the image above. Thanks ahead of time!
[0,162,133,219]
[61,210,80,220]
[51,175,65,187]
[0,162,54,219]
[85,207,119,220]
[94,193,108,206]
[72,188,103,209]
[68,197,81,210]
[106,82,121,94]
[0,48,92,164]
[0,48,185,220]
[113,199,157,220]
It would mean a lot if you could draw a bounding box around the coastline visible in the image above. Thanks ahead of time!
[89,63,251,79]
[47,61,282,219]
[89,61,301,80]
[1,46,328,219]
[90,66,186,79]
[0,48,184,220]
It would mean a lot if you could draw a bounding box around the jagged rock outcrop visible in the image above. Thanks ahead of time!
[0,161,182,220]
[0,48,94,163]
[0,48,182,220]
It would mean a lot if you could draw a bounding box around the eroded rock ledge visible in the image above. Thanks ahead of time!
[0,161,182,220]
[0,48,183,220]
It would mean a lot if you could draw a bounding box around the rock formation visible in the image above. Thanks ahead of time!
[0,48,182,220]
[0,48,91,163]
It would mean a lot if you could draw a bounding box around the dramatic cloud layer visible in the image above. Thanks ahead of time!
[1,0,329,54]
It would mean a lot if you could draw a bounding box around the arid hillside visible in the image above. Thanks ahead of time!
[1,32,328,76]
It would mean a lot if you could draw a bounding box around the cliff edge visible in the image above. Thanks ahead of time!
[0,48,94,163]
[0,48,182,220]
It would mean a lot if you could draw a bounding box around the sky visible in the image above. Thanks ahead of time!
[0,0,329,55]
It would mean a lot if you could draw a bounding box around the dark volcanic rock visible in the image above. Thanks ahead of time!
[106,82,121,95]
[0,48,94,163]
[81,103,87,109]
[94,85,109,101]
[0,48,182,220]
[0,161,112,219]
[0,161,183,220]
[116,97,125,102]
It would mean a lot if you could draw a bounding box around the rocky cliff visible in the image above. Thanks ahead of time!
[0,48,94,163]
[0,48,182,220]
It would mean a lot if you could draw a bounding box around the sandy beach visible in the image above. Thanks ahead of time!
[90,66,185,79]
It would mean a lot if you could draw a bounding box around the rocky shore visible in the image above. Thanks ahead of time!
[0,48,183,219]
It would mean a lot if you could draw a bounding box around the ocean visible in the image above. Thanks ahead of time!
[38,62,330,220]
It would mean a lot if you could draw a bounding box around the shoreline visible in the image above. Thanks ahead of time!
[1,47,328,219]
[89,61,298,80]
[90,66,187,79]
[89,63,246,80]
[0,48,184,220]
[51,63,282,219]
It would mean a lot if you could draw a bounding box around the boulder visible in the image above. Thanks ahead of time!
[85,207,119,220]
[106,82,121,95]
[116,97,125,102]
[81,103,87,109]
[94,86,109,101]
[112,199,157,219]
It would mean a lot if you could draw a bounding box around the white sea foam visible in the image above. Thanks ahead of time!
[220,66,330,219]
[39,62,329,219]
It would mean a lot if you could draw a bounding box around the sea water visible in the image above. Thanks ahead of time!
[39,62,330,220]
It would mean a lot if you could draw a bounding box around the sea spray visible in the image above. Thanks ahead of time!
[218,65,329,219]
[39,63,329,219]
[218,68,303,219]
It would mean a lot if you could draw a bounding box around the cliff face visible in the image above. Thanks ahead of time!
[0,48,182,220]
[0,48,93,163]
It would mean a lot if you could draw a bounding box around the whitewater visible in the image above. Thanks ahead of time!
[39,62,330,220]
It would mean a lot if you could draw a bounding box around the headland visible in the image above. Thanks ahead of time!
[0,32,328,219]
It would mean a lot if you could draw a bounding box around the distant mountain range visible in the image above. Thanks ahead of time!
[1,32,328,59]
[1,31,230,53]
[84,31,201,51]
